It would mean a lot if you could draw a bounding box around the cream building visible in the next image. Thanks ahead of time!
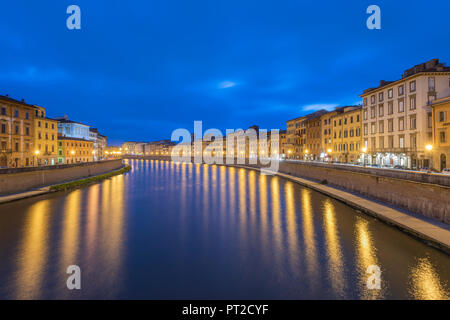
[361,59,450,169]
[431,96,450,171]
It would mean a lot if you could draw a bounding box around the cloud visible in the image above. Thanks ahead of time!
[218,81,237,89]
[302,103,339,112]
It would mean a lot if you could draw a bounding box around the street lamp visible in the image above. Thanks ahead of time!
[34,150,40,167]
[425,144,433,169]
[362,147,367,167]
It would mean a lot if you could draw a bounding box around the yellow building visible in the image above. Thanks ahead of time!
[33,106,58,166]
[330,106,362,164]
[0,95,34,167]
[285,116,307,159]
[431,96,450,171]
[58,136,94,164]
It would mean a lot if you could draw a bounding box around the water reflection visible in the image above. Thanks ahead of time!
[0,159,448,299]
[15,200,51,299]
[322,200,346,298]
[409,257,449,300]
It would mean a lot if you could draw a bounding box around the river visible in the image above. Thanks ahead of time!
[0,159,448,299]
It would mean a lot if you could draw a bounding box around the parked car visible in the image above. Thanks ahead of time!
[370,164,381,168]
[393,165,406,170]
[442,168,450,175]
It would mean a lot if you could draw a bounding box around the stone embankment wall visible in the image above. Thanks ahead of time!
[0,159,124,195]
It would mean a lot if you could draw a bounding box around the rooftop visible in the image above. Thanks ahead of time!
[362,58,450,95]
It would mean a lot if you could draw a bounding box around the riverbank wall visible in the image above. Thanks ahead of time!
[0,159,124,195]
[127,156,450,224]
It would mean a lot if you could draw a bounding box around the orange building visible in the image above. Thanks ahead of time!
[58,136,94,164]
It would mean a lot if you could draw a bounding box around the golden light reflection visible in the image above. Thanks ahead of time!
[270,177,283,264]
[355,217,384,299]
[60,189,82,278]
[100,174,126,295]
[15,200,50,299]
[284,182,300,275]
[86,184,100,260]
[258,174,269,259]
[323,199,345,297]
[409,257,449,300]
[248,170,256,228]
[238,168,247,237]
[301,189,319,287]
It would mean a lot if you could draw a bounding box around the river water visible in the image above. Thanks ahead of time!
[0,159,448,299]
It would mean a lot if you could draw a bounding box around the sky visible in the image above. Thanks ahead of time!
[0,0,449,145]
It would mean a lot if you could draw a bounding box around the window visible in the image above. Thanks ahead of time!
[363,109,368,120]
[388,119,394,132]
[410,96,416,110]
[388,89,393,99]
[15,142,19,152]
[398,117,404,131]
[427,112,432,128]
[371,95,375,104]
[371,122,376,134]
[399,136,405,148]
[428,77,435,91]
[38,121,41,128]
[356,114,360,122]
[398,100,404,112]
[1,107,6,115]
[364,124,368,135]
[388,136,394,148]
[440,132,446,143]
[379,136,384,149]
[379,92,384,101]
[1,124,5,133]
[15,126,19,134]
[388,101,393,115]
[379,104,384,117]
[379,120,384,133]
[398,85,404,96]
[45,122,48,129]
[371,107,376,119]
[26,127,29,136]
[410,116,417,130]
[410,135,417,148]
[439,111,446,122]
[410,81,416,92]
[350,116,353,124]
[356,128,361,136]
[363,98,367,106]
[371,138,376,149]
[14,109,19,117]
[25,112,29,120]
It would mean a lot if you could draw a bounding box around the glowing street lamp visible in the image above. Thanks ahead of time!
[425,144,433,151]
[361,147,367,167]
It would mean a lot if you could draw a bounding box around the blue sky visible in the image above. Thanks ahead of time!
[0,0,449,144]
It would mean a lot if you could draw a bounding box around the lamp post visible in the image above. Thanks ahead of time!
[34,150,40,167]
[425,144,433,169]
[362,147,367,167]
[304,149,309,161]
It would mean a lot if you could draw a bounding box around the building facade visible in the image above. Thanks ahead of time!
[330,106,362,164]
[431,96,450,171]
[33,106,58,166]
[58,137,94,164]
[285,116,307,159]
[304,110,327,160]
[56,115,91,140]
[0,95,35,168]
[361,59,450,169]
